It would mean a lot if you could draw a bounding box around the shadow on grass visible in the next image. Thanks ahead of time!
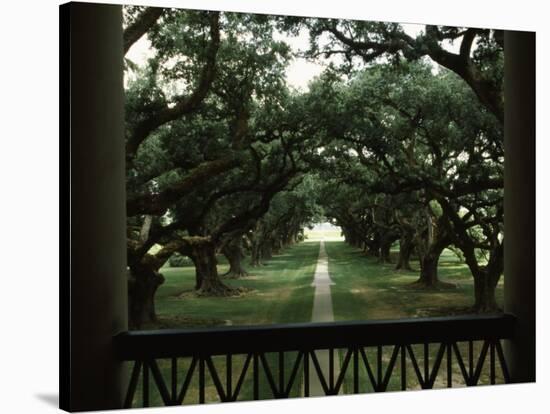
[324,240,503,321]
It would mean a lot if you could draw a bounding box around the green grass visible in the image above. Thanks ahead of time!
[132,242,319,406]
[325,241,503,321]
[151,241,318,328]
[131,240,505,406]
[323,240,505,393]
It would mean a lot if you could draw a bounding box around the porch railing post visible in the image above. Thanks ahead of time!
[503,30,536,383]
[60,3,127,410]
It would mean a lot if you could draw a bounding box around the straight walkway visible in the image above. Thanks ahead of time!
[311,240,335,321]
[308,240,341,396]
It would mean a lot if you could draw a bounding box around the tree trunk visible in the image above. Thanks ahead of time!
[222,240,248,279]
[362,232,380,257]
[189,254,202,290]
[128,264,165,329]
[473,270,499,312]
[379,241,392,264]
[284,234,295,246]
[365,241,379,258]
[395,235,414,271]
[192,241,236,296]
[413,245,454,289]
[462,241,503,313]
[417,251,440,287]
[437,197,503,313]
[412,208,454,289]
[250,242,262,267]
[262,243,273,261]
[347,232,361,248]
[272,239,283,254]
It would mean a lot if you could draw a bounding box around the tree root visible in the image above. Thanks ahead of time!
[195,280,250,297]
[222,270,249,279]
[196,285,239,297]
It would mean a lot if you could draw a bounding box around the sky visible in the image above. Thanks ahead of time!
[125,26,326,90]
[125,18,459,91]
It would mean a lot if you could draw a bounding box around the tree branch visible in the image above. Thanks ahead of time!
[126,12,221,164]
[127,155,241,216]
[459,28,478,60]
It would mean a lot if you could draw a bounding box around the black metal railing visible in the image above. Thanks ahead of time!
[114,313,516,408]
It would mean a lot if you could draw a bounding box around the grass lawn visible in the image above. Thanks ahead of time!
[130,240,505,406]
[325,240,503,320]
[150,241,318,328]
[324,240,505,393]
[132,241,318,406]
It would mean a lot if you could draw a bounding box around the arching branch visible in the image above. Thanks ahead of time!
[127,155,241,217]
[126,12,221,164]
[124,7,164,55]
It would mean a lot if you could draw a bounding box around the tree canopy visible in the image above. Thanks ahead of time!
[123,7,504,328]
